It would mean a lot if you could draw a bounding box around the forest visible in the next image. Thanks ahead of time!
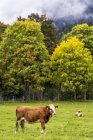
[0,13,93,101]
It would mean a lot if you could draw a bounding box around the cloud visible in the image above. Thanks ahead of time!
[0,0,92,24]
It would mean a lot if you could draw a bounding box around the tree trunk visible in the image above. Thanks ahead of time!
[32,92,35,100]
[0,92,3,101]
[84,92,87,101]
[40,92,43,100]
[58,93,60,101]
[24,83,30,101]
[74,92,76,101]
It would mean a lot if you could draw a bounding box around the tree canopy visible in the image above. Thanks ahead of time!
[62,23,93,55]
[0,20,50,99]
[41,19,57,54]
[1,16,93,101]
[51,37,93,100]
[0,21,7,42]
[17,13,57,55]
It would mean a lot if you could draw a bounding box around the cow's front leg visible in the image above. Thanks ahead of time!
[20,119,25,133]
[41,121,46,134]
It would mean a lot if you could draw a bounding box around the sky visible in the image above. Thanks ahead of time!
[0,0,93,24]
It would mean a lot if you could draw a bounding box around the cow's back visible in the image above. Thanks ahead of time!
[16,106,50,123]
[24,108,42,122]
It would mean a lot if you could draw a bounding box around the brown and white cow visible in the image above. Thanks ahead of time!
[15,104,58,134]
[76,111,83,117]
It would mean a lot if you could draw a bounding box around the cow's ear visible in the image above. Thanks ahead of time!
[46,106,50,110]
[55,106,58,108]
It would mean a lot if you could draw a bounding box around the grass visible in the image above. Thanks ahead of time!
[0,101,93,140]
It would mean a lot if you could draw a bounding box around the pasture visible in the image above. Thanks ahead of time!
[0,101,93,140]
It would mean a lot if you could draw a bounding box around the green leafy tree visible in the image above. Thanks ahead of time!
[0,21,7,41]
[18,13,57,55]
[62,23,93,55]
[41,19,57,55]
[51,37,93,100]
[0,20,50,100]
[27,13,46,23]
[0,21,7,99]
[0,52,3,100]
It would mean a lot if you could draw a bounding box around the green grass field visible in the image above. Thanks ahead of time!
[0,101,93,140]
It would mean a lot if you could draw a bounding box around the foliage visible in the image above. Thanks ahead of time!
[17,13,57,55]
[41,19,57,54]
[62,23,93,55]
[27,13,47,23]
[0,21,7,41]
[1,17,93,100]
[51,37,93,99]
[28,13,57,55]
[0,20,50,97]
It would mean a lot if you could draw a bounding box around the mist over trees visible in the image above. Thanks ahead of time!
[0,13,93,101]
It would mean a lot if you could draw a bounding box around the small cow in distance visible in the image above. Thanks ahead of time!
[76,111,83,117]
[15,104,58,134]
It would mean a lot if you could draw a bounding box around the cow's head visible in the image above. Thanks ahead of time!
[48,104,58,116]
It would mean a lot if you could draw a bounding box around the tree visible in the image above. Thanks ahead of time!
[62,23,93,56]
[27,13,46,23]
[18,13,57,55]
[0,21,7,41]
[0,20,50,100]
[41,19,57,55]
[0,53,3,100]
[0,22,7,99]
[50,37,93,100]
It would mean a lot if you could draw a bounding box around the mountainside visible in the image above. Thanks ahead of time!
[53,2,93,42]
[54,15,93,42]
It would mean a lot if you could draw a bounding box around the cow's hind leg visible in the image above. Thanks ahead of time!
[20,119,25,133]
[15,119,20,133]
[41,121,46,134]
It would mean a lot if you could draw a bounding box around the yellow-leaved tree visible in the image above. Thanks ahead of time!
[50,37,93,100]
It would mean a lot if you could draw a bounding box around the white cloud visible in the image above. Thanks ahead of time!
[0,0,92,24]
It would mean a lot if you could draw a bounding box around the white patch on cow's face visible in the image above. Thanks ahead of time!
[49,104,56,115]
